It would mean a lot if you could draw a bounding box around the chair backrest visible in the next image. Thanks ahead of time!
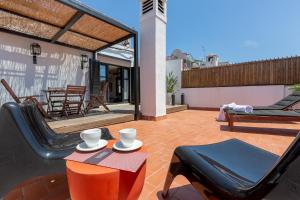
[63,85,86,115]
[48,87,65,94]
[99,82,109,101]
[65,85,86,96]
[273,92,300,109]
[0,102,68,197]
[48,87,65,102]
[251,133,300,199]
[64,85,85,100]
[1,79,21,103]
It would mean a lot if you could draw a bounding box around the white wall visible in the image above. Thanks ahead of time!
[182,85,293,108]
[0,32,92,105]
[140,0,167,117]
[166,59,183,104]
[166,57,296,108]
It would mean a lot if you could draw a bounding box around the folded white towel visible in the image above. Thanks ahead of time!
[217,103,253,121]
[217,102,237,121]
[233,105,253,113]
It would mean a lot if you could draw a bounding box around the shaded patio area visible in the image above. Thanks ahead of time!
[48,104,187,133]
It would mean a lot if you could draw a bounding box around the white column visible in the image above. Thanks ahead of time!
[140,0,167,119]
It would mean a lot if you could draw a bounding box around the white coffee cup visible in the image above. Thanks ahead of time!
[119,128,136,148]
[80,128,102,148]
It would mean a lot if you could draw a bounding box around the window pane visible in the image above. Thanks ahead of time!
[118,79,122,93]
[123,68,129,79]
[123,80,129,100]
[100,64,106,77]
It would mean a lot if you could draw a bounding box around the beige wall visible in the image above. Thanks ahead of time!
[0,32,92,105]
[166,59,183,104]
[182,85,293,108]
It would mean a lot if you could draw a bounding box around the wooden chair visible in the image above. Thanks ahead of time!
[85,82,110,113]
[62,85,86,117]
[1,79,48,118]
[47,87,65,116]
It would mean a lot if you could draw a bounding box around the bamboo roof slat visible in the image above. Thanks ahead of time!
[0,0,76,27]
[58,31,107,51]
[0,0,134,52]
[71,14,129,43]
[0,10,59,39]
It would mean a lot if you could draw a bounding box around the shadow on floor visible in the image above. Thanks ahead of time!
[47,109,133,122]
[220,125,299,137]
[110,109,134,114]
[156,185,203,200]
[229,120,299,125]
[4,174,70,200]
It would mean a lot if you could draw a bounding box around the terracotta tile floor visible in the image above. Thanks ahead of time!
[106,110,298,200]
[6,110,298,200]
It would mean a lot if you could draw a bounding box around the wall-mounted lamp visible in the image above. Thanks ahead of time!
[81,54,89,70]
[30,43,41,64]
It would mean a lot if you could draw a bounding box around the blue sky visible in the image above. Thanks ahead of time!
[81,0,300,63]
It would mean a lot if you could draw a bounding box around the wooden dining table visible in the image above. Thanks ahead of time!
[42,88,82,115]
[41,88,65,115]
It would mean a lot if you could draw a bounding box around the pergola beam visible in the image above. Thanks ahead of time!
[56,0,137,34]
[95,34,134,52]
[51,11,83,43]
[0,28,94,53]
[0,7,111,45]
[93,32,140,120]
[0,8,110,52]
[133,33,140,120]
[0,1,138,53]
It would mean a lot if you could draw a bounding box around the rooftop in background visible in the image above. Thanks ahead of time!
[0,0,137,52]
[167,49,230,69]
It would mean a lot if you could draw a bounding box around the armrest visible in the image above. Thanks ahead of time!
[19,95,43,99]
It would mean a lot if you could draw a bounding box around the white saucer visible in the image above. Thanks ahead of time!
[76,139,108,152]
[113,140,143,152]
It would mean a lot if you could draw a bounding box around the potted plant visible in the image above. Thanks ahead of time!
[166,72,178,105]
[289,83,300,92]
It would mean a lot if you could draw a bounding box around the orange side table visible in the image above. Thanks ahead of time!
[66,140,147,200]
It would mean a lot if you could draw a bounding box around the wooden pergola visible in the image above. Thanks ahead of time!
[0,0,140,119]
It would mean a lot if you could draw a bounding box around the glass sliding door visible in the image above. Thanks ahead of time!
[122,68,130,102]
[100,64,131,103]
[99,64,107,84]
[99,64,108,101]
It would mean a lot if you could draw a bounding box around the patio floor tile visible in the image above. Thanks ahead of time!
[105,109,297,200]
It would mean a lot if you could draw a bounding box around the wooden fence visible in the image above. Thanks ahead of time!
[182,56,300,88]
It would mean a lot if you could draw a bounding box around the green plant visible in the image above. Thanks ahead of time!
[289,83,300,91]
[166,72,178,94]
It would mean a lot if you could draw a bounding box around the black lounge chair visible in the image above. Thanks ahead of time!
[163,135,300,200]
[225,109,300,130]
[254,92,300,110]
[0,102,114,198]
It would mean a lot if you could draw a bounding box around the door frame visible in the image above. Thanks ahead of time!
[100,62,131,103]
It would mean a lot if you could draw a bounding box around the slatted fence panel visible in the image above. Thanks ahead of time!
[182,56,300,88]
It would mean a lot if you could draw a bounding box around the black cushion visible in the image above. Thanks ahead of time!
[19,102,114,150]
[175,139,279,198]
[254,92,300,110]
[227,109,300,117]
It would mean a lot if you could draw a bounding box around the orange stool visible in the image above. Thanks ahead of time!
[66,141,146,200]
